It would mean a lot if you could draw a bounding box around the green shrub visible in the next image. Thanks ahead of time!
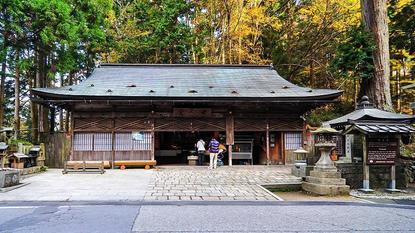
[40,166,48,172]
[9,139,33,146]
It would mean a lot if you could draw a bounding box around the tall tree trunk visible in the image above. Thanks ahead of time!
[64,72,74,132]
[0,62,5,128]
[14,55,20,139]
[38,53,49,134]
[354,79,359,108]
[397,67,402,112]
[238,36,242,64]
[360,0,392,110]
[31,49,42,143]
[0,8,7,129]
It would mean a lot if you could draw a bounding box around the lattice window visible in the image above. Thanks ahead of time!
[94,133,112,151]
[115,132,152,151]
[284,132,303,150]
[115,133,132,151]
[73,133,93,151]
[132,132,152,150]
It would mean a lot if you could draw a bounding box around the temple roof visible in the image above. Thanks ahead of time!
[33,64,342,101]
[343,122,415,134]
[324,96,415,128]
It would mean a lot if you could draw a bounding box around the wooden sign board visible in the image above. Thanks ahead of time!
[173,108,212,117]
[367,137,398,165]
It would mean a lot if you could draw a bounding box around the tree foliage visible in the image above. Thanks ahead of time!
[1,0,414,140]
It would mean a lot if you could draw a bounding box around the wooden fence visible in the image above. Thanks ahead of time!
[40,132,71,168]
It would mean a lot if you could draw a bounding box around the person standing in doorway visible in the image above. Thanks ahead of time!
[208,136,220,169]
[196,138,206,166]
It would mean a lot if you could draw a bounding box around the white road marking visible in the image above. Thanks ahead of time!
[0,206,39,209]
[353,197,376,204]
[257,184,284,201]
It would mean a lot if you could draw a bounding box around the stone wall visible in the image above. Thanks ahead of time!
[336,159,413,189]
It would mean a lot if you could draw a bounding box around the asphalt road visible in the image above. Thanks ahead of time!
[0,201,415,233]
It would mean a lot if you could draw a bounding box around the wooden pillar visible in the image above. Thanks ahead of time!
[228,145,232,166]
[226,115,234,166]
[70,114,75,162]
[280,132,285,164]
[49,107,55,133]
[91,132,94,162]
[388,134,400,192]
[111,131,115,169]
[266,123,270,166]
[151,120,155,161]
[110,114,115,169]
[361,135,372,191]
[389,165,396,190]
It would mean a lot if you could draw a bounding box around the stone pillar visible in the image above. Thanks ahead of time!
[343,134,353,163]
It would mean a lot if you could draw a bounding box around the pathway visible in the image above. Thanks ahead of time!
[144,165,301,201]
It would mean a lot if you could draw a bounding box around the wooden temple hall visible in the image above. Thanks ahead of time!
[33,64,342,167]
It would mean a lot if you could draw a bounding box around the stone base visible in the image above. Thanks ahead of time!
[0,169,20,188]
[358,188,374,193]
[302,182,350,196]
[302,168,350,196]
[385,188,402,193]
[291,165,314,178]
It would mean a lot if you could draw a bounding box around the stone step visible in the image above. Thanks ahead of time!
[305,176,346,185]
[309,170,341,178]
[313,167,338,173]
[302,182,350,196]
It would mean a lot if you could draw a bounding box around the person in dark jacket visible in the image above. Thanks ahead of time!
[208,137,220,169]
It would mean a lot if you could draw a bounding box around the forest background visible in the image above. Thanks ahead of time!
[0,0,414,142]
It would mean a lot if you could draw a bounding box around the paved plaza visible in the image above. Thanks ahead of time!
[0,169,152,201]
[144,166,301,201]
[0,166,301,202]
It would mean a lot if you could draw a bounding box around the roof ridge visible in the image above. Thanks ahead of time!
[99,63,273,69]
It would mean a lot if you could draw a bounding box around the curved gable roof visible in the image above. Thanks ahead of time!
[33,64,342,101]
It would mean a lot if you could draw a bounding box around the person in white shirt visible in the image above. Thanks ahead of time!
[196,139,206,166]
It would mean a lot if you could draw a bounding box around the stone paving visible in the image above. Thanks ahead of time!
[0,169,152,201]
[144,165,301,201]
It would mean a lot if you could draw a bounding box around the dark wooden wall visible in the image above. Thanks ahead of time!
[41,132,71,168]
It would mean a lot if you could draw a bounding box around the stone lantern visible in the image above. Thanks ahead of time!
[313,127,338,170]
[293,147,308,163]
[302,127,350,195]
[291,147,310,178]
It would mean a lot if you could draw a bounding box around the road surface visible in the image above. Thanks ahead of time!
[0,200,414,233]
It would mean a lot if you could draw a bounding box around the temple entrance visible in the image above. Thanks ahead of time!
[155,132,225,165]
[233,132,283,165]
[154,131,283,165]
